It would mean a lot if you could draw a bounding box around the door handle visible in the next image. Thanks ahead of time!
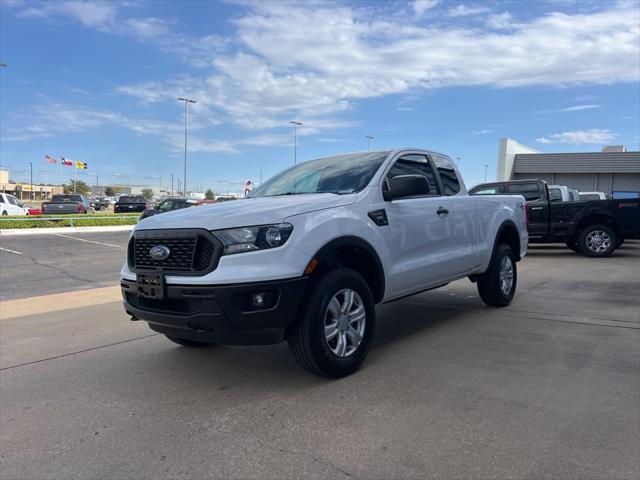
[436,207,449,215]
[530,206,543,210]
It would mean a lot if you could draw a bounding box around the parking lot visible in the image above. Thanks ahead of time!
[1,235,639,479]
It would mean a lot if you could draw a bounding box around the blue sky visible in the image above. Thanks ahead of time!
[1,0,639,192]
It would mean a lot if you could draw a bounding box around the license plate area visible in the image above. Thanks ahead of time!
[137,274,165,299]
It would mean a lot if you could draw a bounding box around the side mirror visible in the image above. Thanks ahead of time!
[383,175,430,201]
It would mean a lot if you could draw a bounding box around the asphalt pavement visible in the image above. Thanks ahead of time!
[0,231,130,300]
[0,240,639,479]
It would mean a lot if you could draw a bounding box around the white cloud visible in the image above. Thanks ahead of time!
[7,1,640,143]
[473,129,493,135]
[447,4,490,17]
[536,129,617,144]
[487,11,512,29]
[561,104,601,112]
[412,0,440,17]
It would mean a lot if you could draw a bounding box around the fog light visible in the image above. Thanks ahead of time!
[251,292,267,307]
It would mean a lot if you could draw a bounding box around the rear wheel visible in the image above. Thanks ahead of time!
[1,211,7,216]
[288,268,375,377]
[578,224,617,258]
[165,335,214,347]
[477,244,517,307]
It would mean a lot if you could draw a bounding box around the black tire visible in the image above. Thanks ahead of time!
[477,244,517,307]
[287,268,375,377]
[1,211,7,216]
[577,224,617,258]
[565,240,580,253]
[165,335,214,347]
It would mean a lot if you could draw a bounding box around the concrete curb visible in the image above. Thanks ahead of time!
[0,225,135,236]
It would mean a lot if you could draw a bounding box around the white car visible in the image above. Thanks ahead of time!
[0,193,29,216]
[579,191,608,201]
[121,149,528,376]
[548,185,580,202]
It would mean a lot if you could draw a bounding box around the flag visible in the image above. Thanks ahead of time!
[75,161,88,170]
[45,155,57,164]
[61,157,73,166]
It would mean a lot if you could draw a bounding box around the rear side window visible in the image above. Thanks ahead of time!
[431,155,461,195]
[471,186,498,195]
[386,155,439,195]
[505,183,541,201]
[549,188,562,202]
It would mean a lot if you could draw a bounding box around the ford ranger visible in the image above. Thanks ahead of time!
[121,149,528,377]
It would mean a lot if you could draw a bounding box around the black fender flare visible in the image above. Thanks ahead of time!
[493,219,521,261]
[310,235,386,303]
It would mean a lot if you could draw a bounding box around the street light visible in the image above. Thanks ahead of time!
[365,135,374,150]
[484,164,489,183]
[171,173,174,196]
[456,157,461,168]
[290,121,303,165]
[177,97,197,194]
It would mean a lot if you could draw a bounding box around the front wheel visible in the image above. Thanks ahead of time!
[477,244,517,307]
[288,268,375,377]
[578,224,617,258]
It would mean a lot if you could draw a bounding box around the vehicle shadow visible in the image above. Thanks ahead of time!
[126,296,473,389]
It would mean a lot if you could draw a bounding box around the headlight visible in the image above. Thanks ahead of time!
[213,223,294,255]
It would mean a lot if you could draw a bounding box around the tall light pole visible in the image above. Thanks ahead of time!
[484,164,489,183]
[456,157,461,168]
[171,173,174,196]
[290,121,302,165]
[29,162,33,200]
[177,97,197,194]
[365,135,374,150]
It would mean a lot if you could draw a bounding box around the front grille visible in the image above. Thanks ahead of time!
[129,229,221,275]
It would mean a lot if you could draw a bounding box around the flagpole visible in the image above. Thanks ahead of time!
[74,165,77,194]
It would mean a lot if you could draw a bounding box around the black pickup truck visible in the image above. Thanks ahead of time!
[469,180,640,257]
[114,195,149,214]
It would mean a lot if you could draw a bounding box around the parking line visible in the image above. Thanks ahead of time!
[54,233,123,248]
[0,246,23,255]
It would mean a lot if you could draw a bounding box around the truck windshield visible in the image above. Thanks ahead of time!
[249,151,391,198]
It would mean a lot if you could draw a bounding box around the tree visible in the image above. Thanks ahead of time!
[63,180,91,195]
[205,188,215,200]
[141,188,154,200]
[104,186,121,197]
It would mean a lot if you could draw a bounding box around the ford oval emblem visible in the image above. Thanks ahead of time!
[149,245,171,261]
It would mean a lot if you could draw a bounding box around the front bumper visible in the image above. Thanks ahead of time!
[121,276,307,345]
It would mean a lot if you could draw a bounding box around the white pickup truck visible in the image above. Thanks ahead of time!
[122,149,528,377]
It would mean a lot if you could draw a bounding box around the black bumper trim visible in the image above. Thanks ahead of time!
[122,276,307,345]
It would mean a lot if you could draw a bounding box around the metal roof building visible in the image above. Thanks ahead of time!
[497,138,640,198]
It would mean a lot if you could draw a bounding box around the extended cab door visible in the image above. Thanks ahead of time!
[383,154,455,295]
[504,182,549,239]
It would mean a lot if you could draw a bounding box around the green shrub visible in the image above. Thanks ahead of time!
[0,216,138,229]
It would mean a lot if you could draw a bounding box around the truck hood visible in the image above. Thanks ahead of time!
[135,193,357,231]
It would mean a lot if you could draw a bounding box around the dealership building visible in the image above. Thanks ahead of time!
[497,138,640,198]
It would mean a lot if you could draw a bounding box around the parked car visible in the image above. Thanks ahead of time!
[27,208,42,215]
[579,191,608,201]
[548,185,580,202]
[121,148,528,377]
[469,179,640,257]
[114,195,149,213]
[0,193,30,215]
[89,197,110,211]
[41,194,93,214]
[140,197,217,219]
